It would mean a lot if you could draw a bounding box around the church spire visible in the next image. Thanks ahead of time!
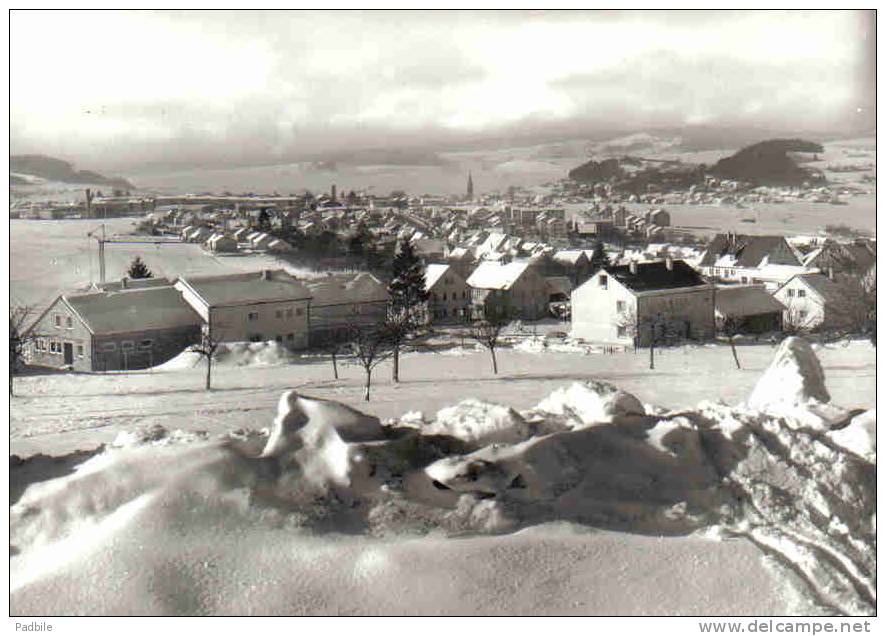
[467,171,474,201]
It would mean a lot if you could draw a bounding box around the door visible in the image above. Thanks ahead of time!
[63,342,74,365]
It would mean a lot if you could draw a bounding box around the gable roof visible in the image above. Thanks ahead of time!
[779,272,851,305]
[715,285,785,318]
[552,250,588,266]
[602,260,708,292]
[424,263,452,291]
[178,269,312,307]
[804,241,877,273]
[466,261,532,290]
[303,272,388,307]
[64,286,202,335]
[699,234,801,268]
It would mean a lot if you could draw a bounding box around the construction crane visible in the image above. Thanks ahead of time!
[86,224,186,284]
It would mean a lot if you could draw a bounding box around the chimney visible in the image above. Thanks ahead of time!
[827,266,834,280]
[629,261,638,275]
[121,277,128,289]
[665,256,674,271]
[261,269,273,281]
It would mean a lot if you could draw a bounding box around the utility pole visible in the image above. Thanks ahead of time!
[87,224,184,285]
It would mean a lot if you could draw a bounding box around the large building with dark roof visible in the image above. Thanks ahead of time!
[571,259,715,345]
[26,284,202,372]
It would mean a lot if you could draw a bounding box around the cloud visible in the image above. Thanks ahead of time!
[10,9,874,170]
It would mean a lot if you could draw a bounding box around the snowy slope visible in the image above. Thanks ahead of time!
[9,338,876,615]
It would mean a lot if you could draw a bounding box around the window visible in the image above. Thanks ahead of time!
[286,333,294,342]
[54,314,61,327]
[787,289,795,297]
[616,300,626,312]
[296,307,303,316]
[797,289,806,298]
[276,309,283,319]
[599,275,608,289]
[76,345,84,357]
[102,342,117,352]
[121,341,134,352]
[798,310,807,319]
[286,308,294,318]
[442,293,447,301]
[248,311,259,321]
[65,316,73,329]
[138,340,153,350]
[249,334,263,343]
[617,325,627,338]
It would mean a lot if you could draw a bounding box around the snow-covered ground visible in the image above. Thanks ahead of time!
[10,339,876,615]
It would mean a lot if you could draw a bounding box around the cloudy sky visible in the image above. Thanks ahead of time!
[10,9,875,170]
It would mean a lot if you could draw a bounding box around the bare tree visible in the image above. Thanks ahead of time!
[781,301,818,336]
[344,320,395,401]
[468,304,515,375]
[716,314,742,369]
[189,319,225,391]
[9,305,42,397]
[615,306,682,370]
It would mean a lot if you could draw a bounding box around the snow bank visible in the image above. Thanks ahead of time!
[531,380,645,428]
[746,337,855,431]
[827,409,876,462]
[156,341,297,370]
[10,340,877,616]
[424,399,531,447]
[748,336,829,407]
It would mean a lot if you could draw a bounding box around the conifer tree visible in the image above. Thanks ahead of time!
[386,238,430,382]
[127,256,153,279]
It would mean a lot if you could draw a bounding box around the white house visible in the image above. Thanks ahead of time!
[466,261,550,320]
[571,259,715,345]
[772,272,860,332]
[425,263,472,323]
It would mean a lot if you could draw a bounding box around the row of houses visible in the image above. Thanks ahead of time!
[26,270,389,372]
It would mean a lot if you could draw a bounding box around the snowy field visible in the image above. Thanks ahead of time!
[10,341,875,457]
[10,339,875,616]
[9,218,307,310]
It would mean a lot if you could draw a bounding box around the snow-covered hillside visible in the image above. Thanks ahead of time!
[10,338,875,615]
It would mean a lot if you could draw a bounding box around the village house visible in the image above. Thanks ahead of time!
[571,259,715,345]
[802,239,876,278]
[714,285,785,334]
[174,269,312,347]
[26,284,202,372]
[772,272,861,333]
[698,233,810,288]
[466,260,551,320]
[303,273,389,346]
[205,233,238,253]
[425,263,472,323]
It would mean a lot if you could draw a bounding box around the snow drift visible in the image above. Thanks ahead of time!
[156,340,297,370]
[10,337,875,616]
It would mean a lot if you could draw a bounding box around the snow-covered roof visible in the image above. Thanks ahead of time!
[424,263,451,291]
[552,250,587,265]
[65,286,201,335]
[177,270,312,307]
[466,261,531,290]
[304,272,388,306]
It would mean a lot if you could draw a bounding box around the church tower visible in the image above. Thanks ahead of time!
[467,172,474,201]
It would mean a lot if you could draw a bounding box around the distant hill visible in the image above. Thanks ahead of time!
[708,139,825,186]
[567,158,624,182]
[10,154,135,190]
